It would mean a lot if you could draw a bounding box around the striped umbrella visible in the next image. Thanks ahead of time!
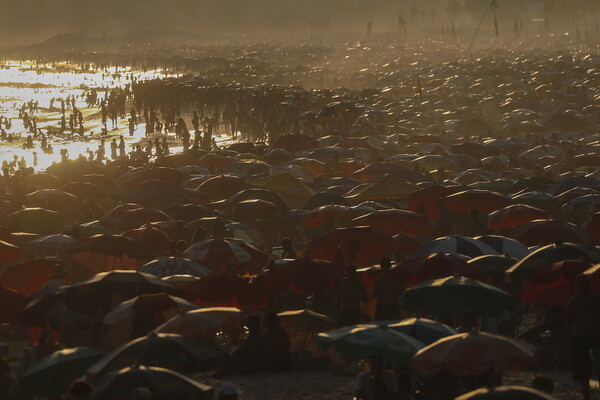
[474,235,530,260]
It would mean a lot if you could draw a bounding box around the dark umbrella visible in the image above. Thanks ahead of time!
[455,386,559,400]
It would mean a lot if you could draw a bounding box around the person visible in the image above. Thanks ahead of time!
[0,358,14,400]
[232,315,265,374]
[465,208,486,236]
[337,265,367,326]
[373,258,403,321]
[355,357,397,400]
[262,312,291,372]
[280,237,295,259]
[67,380,93,400]
[217,383,240,400]
[532,374,554,394]
[565,274,600,400]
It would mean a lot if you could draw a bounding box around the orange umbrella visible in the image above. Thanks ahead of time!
[0,258,65,296]
[306,226,394,267]
[444,190,512,215]
[183,273,267,309]
[488,204,548,231]
[0,285,28,323]
[0,240,22,263]
[351,209,435,237]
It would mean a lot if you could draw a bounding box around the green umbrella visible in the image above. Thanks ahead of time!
[7,208,66,234]
[399,275,514,318]
[90,365,213,400]
[316,324,424,365]
[10,347,103,399]
[507,242,600,282]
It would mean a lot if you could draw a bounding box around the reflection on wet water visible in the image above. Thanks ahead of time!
[0,61,173,171]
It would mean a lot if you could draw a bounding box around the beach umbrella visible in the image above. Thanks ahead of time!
[408,184,460,220]
[411,154,458,171]
[351,209,435,237]
[394,233,425,257]
[123,226,173,257]
[562,194,600,220]
[79,220,117,237]
[410,332,536,376]
[271,134,318,152]
[10,347,104,400]
[411,236,498,258]
[103,294,198,326]
[7,208,66,234]
[126,179,196,209]
[474,235,530,259]
[390,253,490,286]
[229,188,289,211]
[510,192,558,211]
[28,234,77,255]
[87,333,222,377]
[487,204,548,231]
[226,222,262,244]
[198,153,234,169]
[377,318,457,345]
[0,240,22,262]
[155,307,244,342]
[25,189,78,212]
[46,159,104,180]
[23,172,63,189]
[140,257,212,278]
[264,258,338,294]
[279,309,335,355]
[197,174,249,201]
[89,365,213,400]
[64,270,176,315]
[0,285,27,323]
[113,207,172,231]
[61,181,109,199]
[507,242,600,282]
[345,175,419,201]
[183,273,267,309]
[444,190,512,215]
[303,205,363,229]
[232,199,280,224]
[456,386,560,400]
[164,203,216,222]
[306,226,394,268]
[467,255,518,277]
[521,260,593,307]
[161,275,199,289]
[399,276,514,318]
[99,203,143,228]
[184,238,251,271]
[584,211,600,240]
[68,234,153,273]
[0,258,64,296]
[505,219,596,246]
[317,324,424,365]
[302,192,352,210]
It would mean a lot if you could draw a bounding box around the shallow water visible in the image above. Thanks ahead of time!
[0,61,173,171]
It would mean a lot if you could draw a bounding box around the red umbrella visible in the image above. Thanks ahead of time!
[0,285,27,323]
[408,184,459,220]
[183,273,267,309]
[0,258,64,296]
[123,226,173,257]
[394,234,425,258]
[390,253,491,286]
[0,240,22,263]
[303,205,363,229]
[488,204,549,231]
[506,219,597,246]
[306,226,394,268]
[351,209,435,237]
[521,260,593,307]
[184,238,266,274]
[444,190,512,215]
[263,258,337,294]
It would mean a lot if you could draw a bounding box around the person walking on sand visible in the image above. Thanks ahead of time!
[566,274,600,400]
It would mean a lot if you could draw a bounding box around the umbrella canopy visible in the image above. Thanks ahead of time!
[399,276,514,318]
[412,236,499,258]
[474,235,530,260]
[155,307,244,342]
[467,255,518,278]
[410,332,536,376]
[28,234,77,255]
[456,386,560,400]
[0,258,64,296]
[90,365,213,400]
[0,240,22,262]
[184,238,251,272]
[197,174,249,201]
[306,226,394,268]
[317,324,424,365]
[444,190,512,215]
[505,219,596,246]
[183,273,267,309]
[10,347,104,400]
[0,285,28,324]
[351,209,435,237]
[7,208,65,234]
[278,309,336,354]
[507,242,600,282]
[103,294,198,326]
[232,199,280,224]
[487,204,548,231]
[264,258,338,294]
[303,205,363,229]
[511,192,558,211]
[378,318,457,345]
[409,184,460,220]
[345,175,419,201]
[123,226,173,257]
[521,260,593,307]
[68,234,153,273]
[87,333,222,377]
[390,253,491,286]
[140,257,212,278]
